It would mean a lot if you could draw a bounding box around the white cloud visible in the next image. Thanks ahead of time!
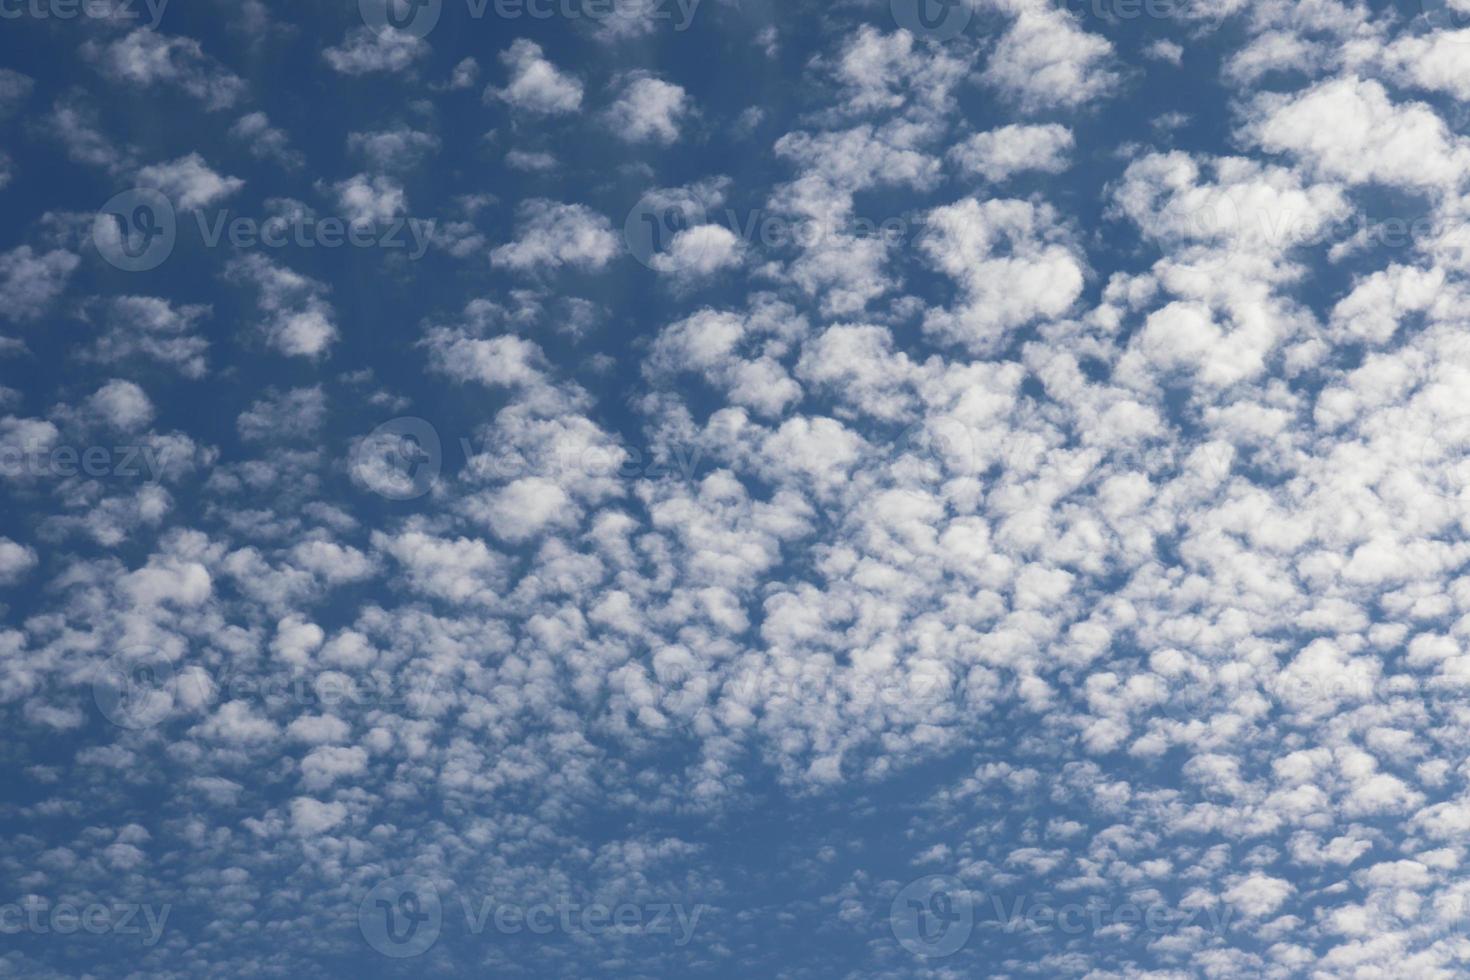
[490,200,619,272]
[322,26,427,75]
[224,254,338,359]
[490,39,583,114]
[918,198,1085,353]
[0,246,78,322]
[136,153,244,209]
[948,124,1074,182]
[83,29,246,110]
[605,72,690,144]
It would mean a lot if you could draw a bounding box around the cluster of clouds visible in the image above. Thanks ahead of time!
[4,0,1470,976]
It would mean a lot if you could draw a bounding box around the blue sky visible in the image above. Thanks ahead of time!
[3,0,1470,976]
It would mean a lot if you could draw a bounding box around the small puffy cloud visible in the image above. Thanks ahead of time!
[505,149,558,172]
[918,197,1085,353]
[0,68,34,119]
[229,111,303,169]
[85,296,210,377]
[300,745,368,790]
[272,616,325,667]
[490,39,582,114]
[649,224,744,276]
[1244,76,1470,192]
[289,796,347,835]
[83,29,245,111]
[491,200,619,272]
[373,529,507,604]
[323,27,427,75]
[224,254,338,359]
[325,173,407,223]
[948,124,1074,182]
[479,477,575,543]
[0,246,79,322]
[1223,873,1294,920]
[0,538,37,585]
[982,6,1119,113]
[346,126,440,172]
[136,153,243,209]
[88,379,154,431]
[605,72,690,144]
[237,387,327,442]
